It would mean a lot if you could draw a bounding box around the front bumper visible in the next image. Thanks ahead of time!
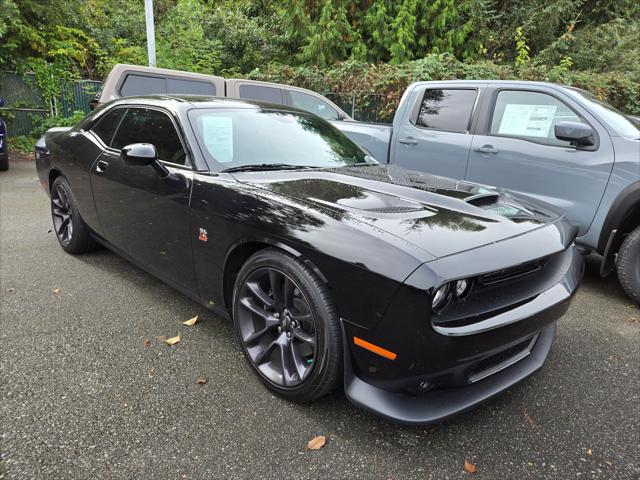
[341,244,583,425]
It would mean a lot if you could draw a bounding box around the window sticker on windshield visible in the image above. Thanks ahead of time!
[498,104,557,138]
[202,116,233,163]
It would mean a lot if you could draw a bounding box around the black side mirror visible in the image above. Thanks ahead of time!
[554,121,594,146]
[0,97,4,107]
[121,143,157,166]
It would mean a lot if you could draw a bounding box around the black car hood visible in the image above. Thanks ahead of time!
[233,165,561,259]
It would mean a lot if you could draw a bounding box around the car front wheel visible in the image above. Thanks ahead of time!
[232,248,342,401]
[617,226,640,304]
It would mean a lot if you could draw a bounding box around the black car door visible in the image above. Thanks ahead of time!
[89,106,196,292]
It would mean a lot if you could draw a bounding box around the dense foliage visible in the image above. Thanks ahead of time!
[1,0,638,129]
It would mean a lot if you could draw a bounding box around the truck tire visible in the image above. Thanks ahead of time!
[0,155,8,171]
[616,226,640,304]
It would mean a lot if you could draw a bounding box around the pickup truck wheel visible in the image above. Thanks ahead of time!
[616,226,640,304]
[0,155,8,171]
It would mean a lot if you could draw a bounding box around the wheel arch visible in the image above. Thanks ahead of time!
[48,168,64,192]
[222,237,328,313]
[598,182,640,254]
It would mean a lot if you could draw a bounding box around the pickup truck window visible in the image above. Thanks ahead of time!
[415,89,477,133]
[120,74,217,97]
[238,85,284,104]
[490,90,587,147]
[120,74,165,96]
[290,91,338,121]
[112,108,186,165]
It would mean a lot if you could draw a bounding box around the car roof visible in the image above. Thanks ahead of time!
[412,79,572,90]
[106,94,306,112]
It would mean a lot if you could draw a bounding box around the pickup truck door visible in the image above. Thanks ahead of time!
[465,86,614,236]
[389,84,483,179]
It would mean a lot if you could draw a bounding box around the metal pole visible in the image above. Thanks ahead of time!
[144,0,156,67]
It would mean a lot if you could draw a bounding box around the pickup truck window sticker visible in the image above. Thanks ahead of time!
[498,104,558,138]
[201,116,234,163]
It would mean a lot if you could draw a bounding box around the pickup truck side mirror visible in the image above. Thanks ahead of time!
[554,121,594,147]
[121,143,157,166]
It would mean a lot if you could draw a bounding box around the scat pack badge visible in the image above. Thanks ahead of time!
[198,227,208,242]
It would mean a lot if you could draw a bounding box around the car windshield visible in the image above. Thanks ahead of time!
[568,88,640,140]
[188,107,370,171]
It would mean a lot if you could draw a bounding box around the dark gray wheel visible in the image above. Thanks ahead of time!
[50,176,99,253]
[617,226,640,304]
[232,249,342,401]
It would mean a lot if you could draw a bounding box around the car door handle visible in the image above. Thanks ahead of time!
[398,137,418,145]
[96,160,109,173]
[473,145,499,155]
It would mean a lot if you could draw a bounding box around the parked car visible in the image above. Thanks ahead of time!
[334,81,640,303]
[92,63,352,122]
[35,96,583,424]
[0,97,8,171]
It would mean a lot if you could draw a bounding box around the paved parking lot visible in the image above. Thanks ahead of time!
[1,159,639,479]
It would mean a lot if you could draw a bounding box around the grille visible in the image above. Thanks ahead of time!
[477,257,548,286]
[468,335,538,383]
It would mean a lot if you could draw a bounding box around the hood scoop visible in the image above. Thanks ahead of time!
[332,190,426,214]
[465,192,502,207]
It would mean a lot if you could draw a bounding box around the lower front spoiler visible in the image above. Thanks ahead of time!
[343,321,556,426]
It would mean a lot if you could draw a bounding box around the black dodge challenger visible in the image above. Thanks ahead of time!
[35,96,583,425]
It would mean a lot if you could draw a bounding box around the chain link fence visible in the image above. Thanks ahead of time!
[0,72,101,137]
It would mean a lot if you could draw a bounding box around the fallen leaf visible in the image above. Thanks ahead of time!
[626,316,639,324]
[7,288,15,292]
[307,435,326,450]
[52,288,61,294]
[155,335,167,342]
[182,315,199,326]
[165,334,180,346]
[47,229,52,233]
[607,355,620,361]
[196,377,207,385]
[587,448,593,456]
[523,409,538,430]
[143,338,151,347]
[463,460,477,474]
[148,367,155,377]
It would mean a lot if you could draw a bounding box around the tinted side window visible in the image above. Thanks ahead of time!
[120,74,165,96]
[91,108,126,146]
[416,89,477,133]
[166,78,216,95]
[238,85,284,104]
[490,90,587,146]
[290,91,339,120]
[112,108,186,165]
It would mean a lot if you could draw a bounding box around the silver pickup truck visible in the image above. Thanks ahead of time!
[94,67,639,302]
[336,81,640,303]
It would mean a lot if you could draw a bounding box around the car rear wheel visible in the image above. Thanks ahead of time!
[50,176,99,253]
[232,249,342,401]
[0,155,8,171]
[617,226,640,304]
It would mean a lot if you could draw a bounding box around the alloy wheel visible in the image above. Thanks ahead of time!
[236,267,317,388]
[51,184,73,246]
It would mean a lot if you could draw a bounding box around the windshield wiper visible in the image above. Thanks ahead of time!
[221,163,317,173]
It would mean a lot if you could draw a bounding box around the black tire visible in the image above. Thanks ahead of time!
[50,176,99,254]
[0,155,8,171]
[617,226,640,304]
[232,248,342,402]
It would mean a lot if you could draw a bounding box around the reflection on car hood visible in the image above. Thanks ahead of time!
[235,164,562,259]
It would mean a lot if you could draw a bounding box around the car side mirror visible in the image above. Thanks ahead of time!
[121,143,157,166]
[554,121,594,147]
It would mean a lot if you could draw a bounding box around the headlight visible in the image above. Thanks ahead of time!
[455,279,470,297]
[431,284,450,309]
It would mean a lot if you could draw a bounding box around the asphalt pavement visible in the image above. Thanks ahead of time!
[1,159,639,479]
